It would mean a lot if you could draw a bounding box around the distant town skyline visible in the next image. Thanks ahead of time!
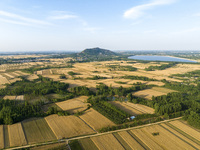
[0,0,200,52]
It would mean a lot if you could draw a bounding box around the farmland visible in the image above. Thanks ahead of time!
[56,96,89,113]
[45,115,96,139]
[22,118,56,144]
[70,119,200,150]
[109,101,154,115]
[133,86,177,100]
[79,108,115,131]
[0,50,200,149]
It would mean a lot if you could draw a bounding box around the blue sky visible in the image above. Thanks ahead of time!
[0,0,200,52]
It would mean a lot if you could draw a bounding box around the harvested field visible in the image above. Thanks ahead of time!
[79,138,98,150]
[118,131,144,150]
[133,87,176,100]
[141,125,195,150]
[131,129,163,149]
[3,96,16,100]
[0,75,10,85]
[91,134,124,150]
[169,120,200,141]
[56,96,89,113]
[109,101,142,115]
[160,123,200,149]
[113,132,132,150]
[110,101,154,115]
[45,115,95,139]
[0,125,4,149]
[8,123,27,147]
[26,74,39,81]
[9,78,21,83]
[124,102,154,114]
[15,95,24,100]
[22,118,56,144]
[79,108,115,130]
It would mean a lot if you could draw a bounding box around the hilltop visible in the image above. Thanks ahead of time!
[79,47,117,56]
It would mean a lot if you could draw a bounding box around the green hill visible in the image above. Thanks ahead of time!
[79,47,117,57]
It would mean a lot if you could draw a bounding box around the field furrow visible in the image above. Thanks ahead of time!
[79,138,98,150]
[160,123,200,149]
[169,120,200,142]
[91,134,125,150]
[118,131,144,150]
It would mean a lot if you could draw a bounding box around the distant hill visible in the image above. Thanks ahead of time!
[78,47,117,57]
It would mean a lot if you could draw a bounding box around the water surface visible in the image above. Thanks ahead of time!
[128,55,196,63]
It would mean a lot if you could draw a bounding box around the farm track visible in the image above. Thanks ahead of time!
[6,117,182,150]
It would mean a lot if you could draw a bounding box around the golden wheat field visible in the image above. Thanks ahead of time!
[160,123,200,149]
[133,87,177,100]
[56,96,89,113]
[109,101,143,115]
[80,108,115,131]
[45,115,95,139]
[118,131,144,150]
[8,123,27,147]
[22,118,56,144]
[110,101,154,115]
[3,96,16,100]
[141,124,195,150]
[91,134,125,150]
[130,129,163,149]
[169,120,200,141]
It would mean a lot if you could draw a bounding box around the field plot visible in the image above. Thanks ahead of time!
[169,120,200,142]
[56,96,88,113]
[22,118,56,144]
[118,131,144,150]
[109,101,154,115]
[160,123,200,149]
[131,129,163,149]
[109,101,142,115]
[8,123,27,147]
[26,74,38,81]
[79,108,115,130]
[3,96,16,100]
[15,95,24,100]
[0,75,10,85]
[91,134,125,150]
[141,125,195,150]
[113,133,132,150]
[45,115,95,139]
[79,138,98,150]
[0,125,4,149]
[133,87,177,100]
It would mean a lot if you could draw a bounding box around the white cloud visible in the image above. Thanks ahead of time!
[124,0,177,19]
[48,14,77,20]
[48,11,78,20]
[0,10,51,26]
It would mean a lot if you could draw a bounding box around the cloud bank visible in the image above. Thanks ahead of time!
[124,0,177,19]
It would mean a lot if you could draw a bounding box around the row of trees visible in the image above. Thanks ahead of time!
[120,75,157,81]
[145,62,177,71]
[88,96,130,124]
[0,76,69,96]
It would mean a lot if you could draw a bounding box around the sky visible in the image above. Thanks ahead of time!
[0,0,200,52]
